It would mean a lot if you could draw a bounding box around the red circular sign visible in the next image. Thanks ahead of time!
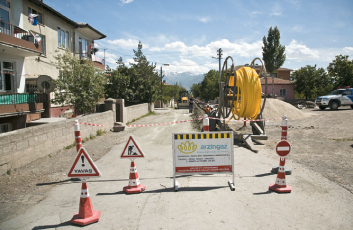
[276,140,291,157]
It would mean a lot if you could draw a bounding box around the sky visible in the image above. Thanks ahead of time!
[45,0,353,75]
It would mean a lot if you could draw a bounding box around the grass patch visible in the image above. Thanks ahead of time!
[96,129,106,136]
[90,134,96,140]
[82,137,90,143]
[332,138,353,142]
[126,111,156,125]
[65,142,76,150]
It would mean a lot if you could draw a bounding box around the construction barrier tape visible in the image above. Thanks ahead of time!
[73,116,282,128]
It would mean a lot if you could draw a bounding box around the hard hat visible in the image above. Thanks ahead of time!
[207,104,209,106]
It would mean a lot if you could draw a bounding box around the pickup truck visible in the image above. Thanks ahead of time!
[315,88,353,110]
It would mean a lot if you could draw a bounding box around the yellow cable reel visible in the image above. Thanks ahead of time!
[226,67,262,124]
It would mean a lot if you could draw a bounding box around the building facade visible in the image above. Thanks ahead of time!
[0,0,106,133]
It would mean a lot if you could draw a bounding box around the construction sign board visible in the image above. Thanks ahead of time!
[67,147,101,178]
[121,136,145,158]
[172,132,234,190]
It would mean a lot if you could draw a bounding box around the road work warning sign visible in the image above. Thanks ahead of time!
[121,136,145,158]
[67,147,101,177]
[172,132,234,174]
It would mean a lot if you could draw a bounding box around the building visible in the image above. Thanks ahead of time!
[0,0,106,133]
[235,64,294,99]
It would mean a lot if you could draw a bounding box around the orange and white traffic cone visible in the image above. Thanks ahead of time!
[123,160,146,194]
[71,182,101,225]
[269,157,291,193]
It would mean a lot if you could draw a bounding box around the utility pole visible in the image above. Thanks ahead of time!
[213,48,223,130]
[217,48,223,97]
[160,66,163,108]
[103,48,106,70]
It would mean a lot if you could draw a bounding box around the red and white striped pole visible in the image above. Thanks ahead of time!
[74,120,82,152]
[281,115,288,140]
[203,114,209,132]
[271,115,292,175]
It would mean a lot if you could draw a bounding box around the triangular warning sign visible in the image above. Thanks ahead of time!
[67,147,101,177]
[121,136,145,158]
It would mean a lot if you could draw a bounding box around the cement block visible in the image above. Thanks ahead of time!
[55,130,63,137]
[0,134,10,146]
[16,140,29,150]
[38,133,47,142]
[3,144,15,153]
[0,152,12,164]
[9,132,22,143]
[44,140,52,149]
[35,143,45,152]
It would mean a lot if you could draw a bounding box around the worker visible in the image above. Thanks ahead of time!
[205,104,211,114]
[189,97,194,113]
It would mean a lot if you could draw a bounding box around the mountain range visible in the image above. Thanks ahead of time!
[163,72,205,90]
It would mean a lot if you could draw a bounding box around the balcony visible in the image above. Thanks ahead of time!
[0,20,42,57]
[0,93,45,118]
[77,53,105,70]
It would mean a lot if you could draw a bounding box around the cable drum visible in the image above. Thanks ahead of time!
[232,67,262,120]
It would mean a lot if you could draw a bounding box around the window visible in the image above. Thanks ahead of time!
[57,27,69,49]
[280,88,286,97]
[344,90,352,95]
[0,0,10,34]
[79,37,90,58]
[271,73,278,78]
[0,123,12,133]
[28,7,42,24]
[0,61,15,92]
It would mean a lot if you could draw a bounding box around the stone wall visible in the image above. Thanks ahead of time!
[0,111,113,176]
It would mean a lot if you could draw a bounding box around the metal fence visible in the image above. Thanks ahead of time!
[0,93,46,105]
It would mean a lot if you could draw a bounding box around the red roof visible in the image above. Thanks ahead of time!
[235,65,293,72]
[260,77,293,85]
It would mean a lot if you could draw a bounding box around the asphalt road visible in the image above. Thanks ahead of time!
[1,108,352,230]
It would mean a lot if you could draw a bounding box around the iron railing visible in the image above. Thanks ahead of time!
[0,93,46,105]
[0,20,33,41]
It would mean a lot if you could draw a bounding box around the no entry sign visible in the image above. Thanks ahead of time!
[276,140,291,157]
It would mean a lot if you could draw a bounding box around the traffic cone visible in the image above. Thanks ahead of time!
[269,157,291,193]
[71,182,101,225]
[123,161,146,194]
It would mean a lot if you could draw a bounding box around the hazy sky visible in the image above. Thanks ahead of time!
[45,0,353,74]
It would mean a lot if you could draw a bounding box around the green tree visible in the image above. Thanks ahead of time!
[196,70,220,101]
[190,83,201,98]
[162,84,183,105]
[105,59,133,100]
[291,65,332,99]
[129,41,160,103]
[52,49,107,115]
[262,26,286,96]
[327,55,353,88]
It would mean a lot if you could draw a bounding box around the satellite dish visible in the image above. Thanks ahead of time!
[37,75,55,93]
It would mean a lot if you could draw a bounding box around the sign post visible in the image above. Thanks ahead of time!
[172,131,234,191]
[120,136,146,193]
[269,140,292,193]
[67,147,101,226]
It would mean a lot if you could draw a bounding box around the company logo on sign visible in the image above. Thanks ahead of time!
[178,141,197,154]
[201,144,227,150]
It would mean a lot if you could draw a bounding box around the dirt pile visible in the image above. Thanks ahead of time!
[262,98,311,120]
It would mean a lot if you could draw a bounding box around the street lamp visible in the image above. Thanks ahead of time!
[160,64,169,108]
